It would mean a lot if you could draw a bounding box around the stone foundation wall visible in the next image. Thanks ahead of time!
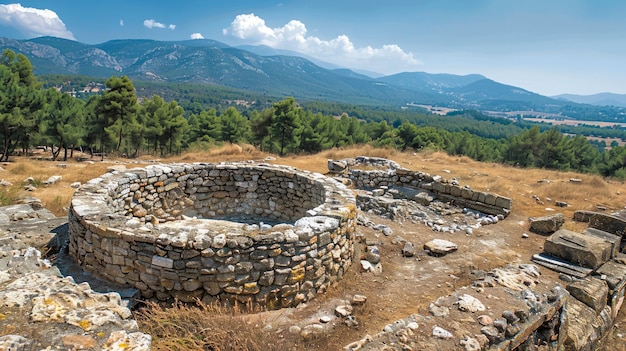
[329,156,512,216]
[68,163,356,308]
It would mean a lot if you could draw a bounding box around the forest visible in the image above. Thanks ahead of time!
[3,49,626,179]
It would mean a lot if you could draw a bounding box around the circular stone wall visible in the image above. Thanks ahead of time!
[68,163,356,308]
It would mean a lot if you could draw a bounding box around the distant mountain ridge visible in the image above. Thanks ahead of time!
[2,36,625,120]
[553,93,626,108]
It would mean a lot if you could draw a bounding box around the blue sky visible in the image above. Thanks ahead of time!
[0,1,624,96]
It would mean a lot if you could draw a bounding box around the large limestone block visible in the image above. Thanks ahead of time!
[529,213,565,235]
[566,277,609,314]
[574,210,626,237]
[543,229,612,269]
[563,298,613,351]
[583,227,621,258]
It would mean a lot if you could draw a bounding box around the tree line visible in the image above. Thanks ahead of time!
[3,49,626,178]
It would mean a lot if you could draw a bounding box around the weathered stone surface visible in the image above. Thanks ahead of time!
[596,260,626,291]
[529,213,565,234]
[424,239,458,256]
[574,210,626,236]
[456,294,485,312]
[543,229,612,269]
[583,227,621,258]
[563,298,614,351]
[567,277,609,314]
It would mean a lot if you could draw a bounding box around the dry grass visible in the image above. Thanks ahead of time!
[135,300,335,351]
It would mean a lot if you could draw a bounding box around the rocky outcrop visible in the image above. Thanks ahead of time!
[0,201,150,351]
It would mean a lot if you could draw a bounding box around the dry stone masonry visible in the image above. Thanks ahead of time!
[328,156,512,217]
[68,163,356,308]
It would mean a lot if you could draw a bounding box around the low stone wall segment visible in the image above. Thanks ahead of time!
[329,156,512,216]
[68,163,356,308]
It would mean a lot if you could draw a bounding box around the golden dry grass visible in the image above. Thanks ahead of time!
[1,144,623,222]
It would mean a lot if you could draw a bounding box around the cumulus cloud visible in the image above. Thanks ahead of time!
[144,19,165,29]
[223,13,421,74]
[144,19,176,30]
[190,32,205,40]
[0,3,75,40]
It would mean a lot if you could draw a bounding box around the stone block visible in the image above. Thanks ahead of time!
[544,229,612,269]
[567,277,609,314]
[583,228,621,258]
[529,213,565,235]
[151,255,174,269]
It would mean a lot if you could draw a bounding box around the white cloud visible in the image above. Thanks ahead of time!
[144,19,165,29]
[190,32,205,40]
[143,19,176,30]
[120,20,124,27]
[223,13,421,74]
[0,3,75,40]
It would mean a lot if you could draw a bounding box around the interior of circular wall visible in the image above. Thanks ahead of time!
[68,162,356,308]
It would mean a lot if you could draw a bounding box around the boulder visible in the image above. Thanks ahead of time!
[424,239,458,256]
[529,213,565,234]
[543,229,612,269]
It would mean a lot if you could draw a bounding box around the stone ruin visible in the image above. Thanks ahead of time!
[68,163,356,308]
[531,210,626,350]
[58,156,626,350]
[329,156,626,350]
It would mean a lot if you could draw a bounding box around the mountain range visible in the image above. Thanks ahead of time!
[1,36,624,119]
[553,93,626,108]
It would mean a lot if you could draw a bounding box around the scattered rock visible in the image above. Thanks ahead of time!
[301,324,325,340]
[44,175,62,185]
[320,315,332,323]
[493,318,508,332]
[429,303,450,318]
[502,310,519,324]
[522,233,529,238]
[456,294,485,312]
[402,241,415,257]
[70,182,81,188]
[481,325,503,343]
[424,239,458,256]
[555,201,569,207]
[335,305,353,318]
[364,245,381,264]
[0,179,12,187]
[477,315,493,326]
[460,336,482,351]
[351,294,367,306]
[569,178,583,183]
[432,326,453,339]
